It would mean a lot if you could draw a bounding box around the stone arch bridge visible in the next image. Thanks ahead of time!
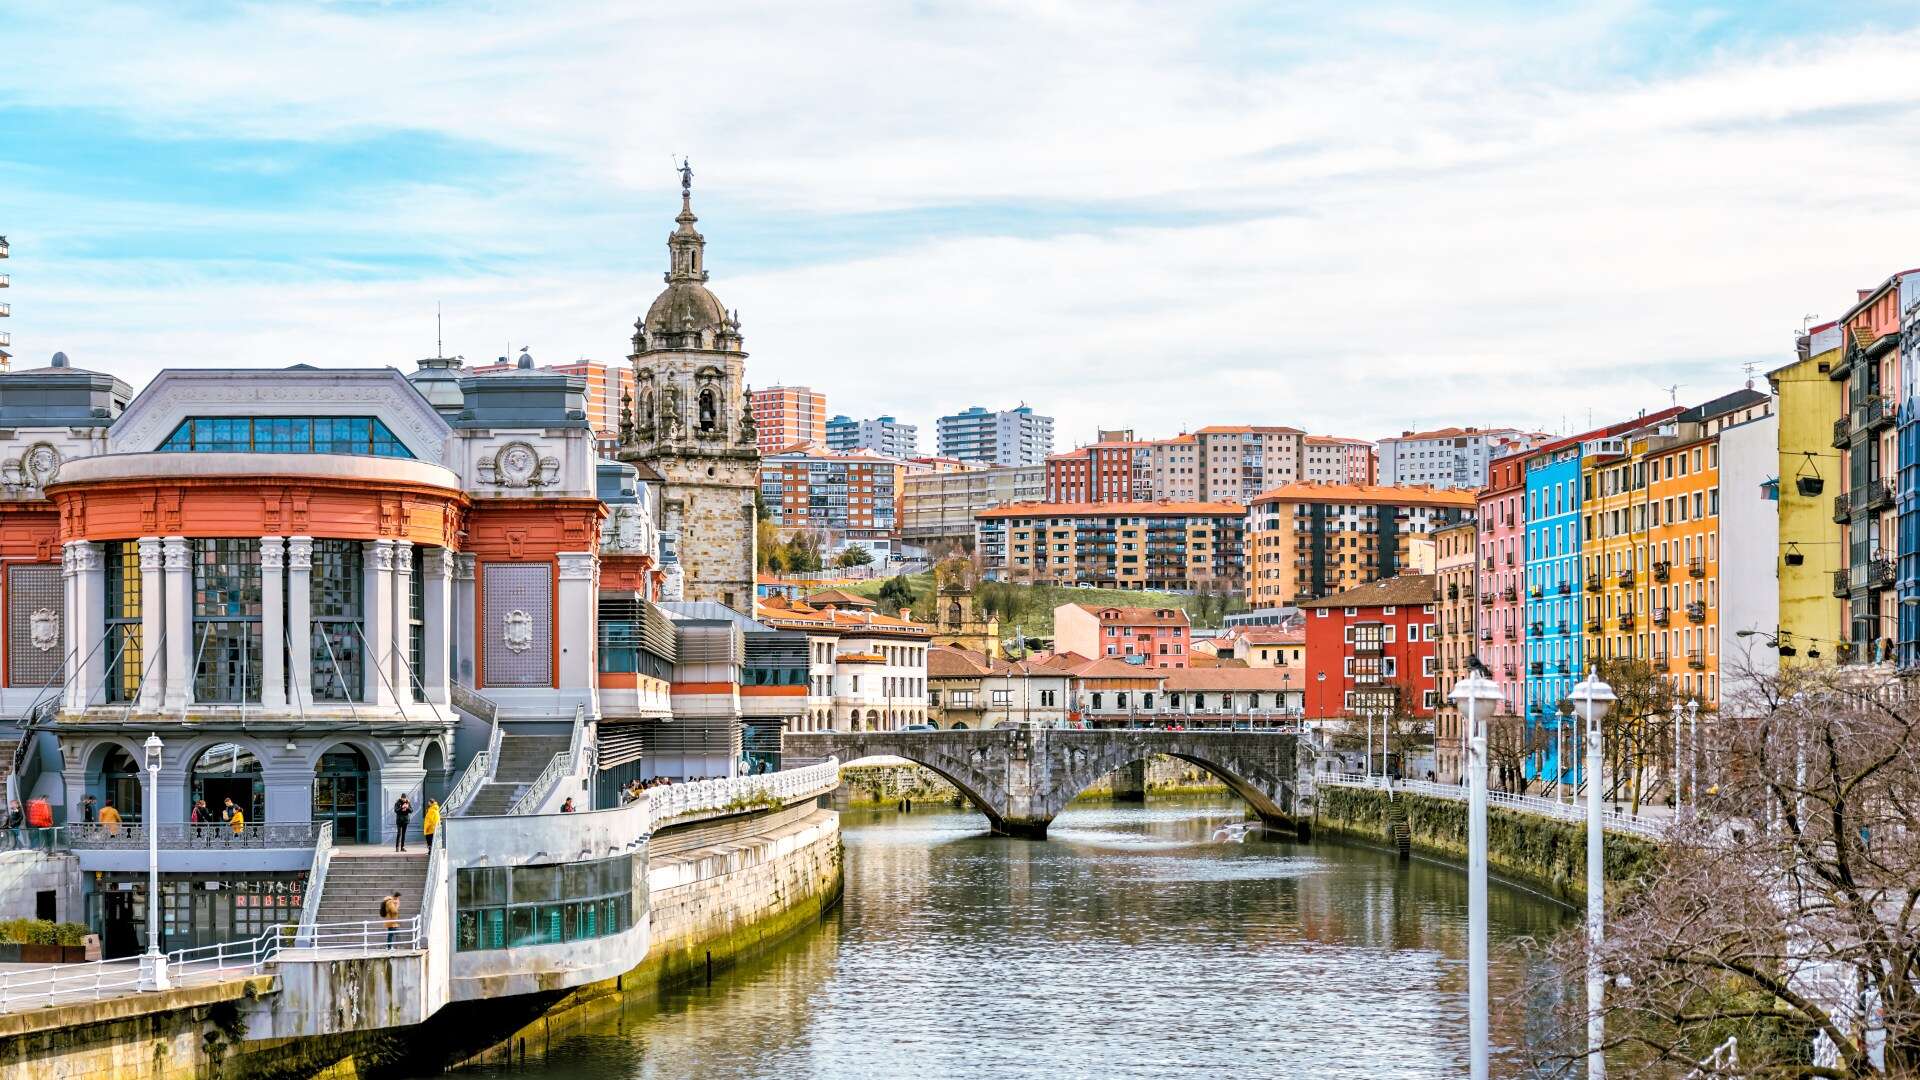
[784,728,1308,838]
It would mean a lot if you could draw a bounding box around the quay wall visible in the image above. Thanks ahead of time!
[0,804,843,1080]
[1311,784,1660,902]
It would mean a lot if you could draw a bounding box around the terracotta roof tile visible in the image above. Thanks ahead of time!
[978,499,1244,518]
[1297,573,1438,609]
[1247,482,1476,509]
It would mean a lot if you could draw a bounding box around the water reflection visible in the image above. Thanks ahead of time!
[454,798,1574,1080]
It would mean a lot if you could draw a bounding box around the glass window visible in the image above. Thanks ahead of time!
[408,545,425,701]
[456,855,635,952]
[312,541,364,702]
[156,416,414,458]
[103,541,143,703]
[192,539,261,703]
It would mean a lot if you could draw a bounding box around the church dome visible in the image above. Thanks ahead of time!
[633,165,743,354]
[644,280,728,336]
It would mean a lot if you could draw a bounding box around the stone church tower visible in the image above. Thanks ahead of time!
[618,167,758,610]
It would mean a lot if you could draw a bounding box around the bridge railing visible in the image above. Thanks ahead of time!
[1319,774,1668,839]
[649,759,840,827]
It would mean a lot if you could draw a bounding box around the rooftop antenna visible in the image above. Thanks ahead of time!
[1660,383,1683,408]
[436,303,443,358]
[1741,362,1758,390]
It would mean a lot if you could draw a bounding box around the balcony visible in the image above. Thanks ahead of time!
[1585,617,1601,634]
[1687,650,1706,670]
[1529,661,1544,675]
[1618,612,1636,631]
[1834,415,1853,449]
[1617,568,1635,588]
[1859,478,1896,514]
[1585,572,1602,592]
[1528,586,1544,599]
[1652,606,1670,627]
[1503,586,1518,602]
[1479,627,1493,642]
[1483,557,1495,571]
[1530,621,1545,635]
[1650,649,1669,669]
[1556,662,1572,675]
[1869,557,1896,589]
[1652,561,1670,582]
[1860,394,1896,433]
[1833,569,1851,598]
[1479,591,1494,607]
[1447,583,1460,599]
[1834,494,1851,524]
[1685,601,1706,624]
[1503,663,1518,678]
[1557,581,1572,596]
[1688,557,1705,578]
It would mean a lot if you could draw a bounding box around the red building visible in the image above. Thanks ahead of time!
[1300,574,1440,726]
[1044,440,1146,503]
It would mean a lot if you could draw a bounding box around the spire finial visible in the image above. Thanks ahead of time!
[677,157,693,201]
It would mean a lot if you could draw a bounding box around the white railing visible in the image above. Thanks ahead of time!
[294,826,335,941]
[508,704,589,815]
[648,758,841,825]
[0,916,424,1012]
[1319,774,1670,840]
[443,747,491,817]
[1683,1036,1738,1078]
[66,822,329,850]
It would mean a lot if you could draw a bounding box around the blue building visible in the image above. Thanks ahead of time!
[1523,442,1585,787]
[1898,277,1920,668]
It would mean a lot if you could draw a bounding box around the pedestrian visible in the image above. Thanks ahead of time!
[221,797,237,826]
[98,800,122,836]
[560,798,575,813]
[228,802,245,835]
[190,798,210,825]
[381,891,402,946]
[393,795,413,852]
[81,794,97,824]
[422,799,440,850]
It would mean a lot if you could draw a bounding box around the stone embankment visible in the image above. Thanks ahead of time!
[1312,784,1660,902]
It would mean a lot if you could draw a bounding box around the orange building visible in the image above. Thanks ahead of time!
[750,385,827,455]
[1245,482,1476,608]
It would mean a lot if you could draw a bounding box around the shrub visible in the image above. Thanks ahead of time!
[0,918,89,945]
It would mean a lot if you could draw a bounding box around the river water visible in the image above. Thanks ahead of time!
[460,797,1576,1079]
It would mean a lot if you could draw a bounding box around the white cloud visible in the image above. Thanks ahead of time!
[4,2,1920,448]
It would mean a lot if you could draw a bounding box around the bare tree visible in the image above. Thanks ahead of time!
[1528,663,1920,1077]
[1593,657,1679,814]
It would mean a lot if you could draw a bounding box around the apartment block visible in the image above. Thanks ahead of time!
[1054,603,1192,668]
[900,463,1044,549]
[1303,436,1376,484]
[1431,520,1478,784]
[1193,426,1304,502]
[1045,439,1150,503]
[1476,450,1528,722]
[758,444,903,541]
[1377,426,1545,489]
[936,404,1054,466]
[826,413,918,458]
[751,385,828,455]
[1300,575,1441,752]
[976,501,1246,591]
[1771,324,1847,664]
[1244,483,1476,609]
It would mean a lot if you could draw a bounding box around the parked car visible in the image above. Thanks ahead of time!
[901,723,937,732]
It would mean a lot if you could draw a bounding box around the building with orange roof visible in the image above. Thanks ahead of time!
[1190,425,1306,502]
[976,500,1246,591]
[1045,438,1151,503]
[1054,603,1191,667]
[1376,425,1547,489]
[1301,575,1441,773]
[900,462,1045,552]
[758,443,905,554]
[1244,482,1476,608]
[750,385,827,455]
[1302,435,1377,484]
[926,644,1070,729]
[755,595,929,730]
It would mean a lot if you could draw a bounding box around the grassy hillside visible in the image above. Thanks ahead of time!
[841,575,1241,638]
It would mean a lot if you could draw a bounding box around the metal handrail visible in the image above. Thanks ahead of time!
[508,704,589,815]
[294,826,335,941]
[443,747,491,816]
[65,821,327,849]
[1319,774,1668,839]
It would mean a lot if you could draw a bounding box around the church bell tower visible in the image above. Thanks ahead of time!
[617,165,759,610]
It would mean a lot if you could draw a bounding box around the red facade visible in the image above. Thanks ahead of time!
[1302,590,1439,721]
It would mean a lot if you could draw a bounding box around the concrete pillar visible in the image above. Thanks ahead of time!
[392,539,414,701]
[1111,758,1149,802]
[556,552,597,693]
[452,554,476,688]
[161,538,191,711]
[136,538,164,711]
[286,537,313,710]
[260,537,286,711]
[364,539,397,708]
[74,544,105,709]
[421,547,452,704]
[262,761,311,824]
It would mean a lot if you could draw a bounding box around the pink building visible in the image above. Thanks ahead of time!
[1053,603,1192,669]
[1476,448,1528,718]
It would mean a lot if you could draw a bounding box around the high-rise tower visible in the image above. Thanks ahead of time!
[618,166,758,609]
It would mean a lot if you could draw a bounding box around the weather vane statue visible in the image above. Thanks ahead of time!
[677,157,693,197]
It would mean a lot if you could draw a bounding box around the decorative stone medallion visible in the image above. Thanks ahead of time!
[503,609,534,653]
[29,608,59,651]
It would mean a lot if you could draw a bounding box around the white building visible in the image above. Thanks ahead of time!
[756,590,929,731]
[1376,426,1541,489]
[1717,409,1780,702]
[936,404,1054,467]
[826,414,918,458]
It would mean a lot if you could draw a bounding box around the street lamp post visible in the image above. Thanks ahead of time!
[1450,668,1503,1080]
[1571,670,1617,1080]
[141,733,169,992]
[1686,698,1700,809]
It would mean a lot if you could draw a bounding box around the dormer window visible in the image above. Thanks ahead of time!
[158,416,413,458]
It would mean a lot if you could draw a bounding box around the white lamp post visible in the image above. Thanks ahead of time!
[1686,698,1700,811]
[1570,670,1616,1079]
[1450,667,1503,1080]
[141,733,169,991]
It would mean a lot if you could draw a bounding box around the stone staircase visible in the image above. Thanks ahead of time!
[459,734,571,816]
[314,850,430,931]
[1385,798,1412,860]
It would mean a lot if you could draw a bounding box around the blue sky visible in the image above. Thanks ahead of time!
[5,1,1920,445]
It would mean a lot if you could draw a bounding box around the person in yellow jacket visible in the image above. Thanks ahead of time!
[422,800,441,850]
[97,800,122,836]
[229,805,245,835]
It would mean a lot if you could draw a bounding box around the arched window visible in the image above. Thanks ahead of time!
[191,743,265,824]
[698,389,718,433]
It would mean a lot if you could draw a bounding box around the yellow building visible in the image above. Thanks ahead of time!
[1769,325,1847,661]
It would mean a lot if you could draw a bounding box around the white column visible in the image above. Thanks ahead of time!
[74,543,105,709]
[452,554,477,689]
[260,537,286,711]
[136,538,164,711]
[421,547,453,704]
[161,538,191,711]
[286,537,313,710]
[364,539,397,708]
[556,552,597,694]
[391,540,414,702]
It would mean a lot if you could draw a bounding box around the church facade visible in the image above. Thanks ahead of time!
[618,169,759,611]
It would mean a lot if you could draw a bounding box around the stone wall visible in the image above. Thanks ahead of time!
[837,763,960,807]
[1313,784,1660,903]
[1073,756,1228,798]
[0,851,81,923]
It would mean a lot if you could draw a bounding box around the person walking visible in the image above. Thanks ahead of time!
[381,891,402,946]
[98,800,122,836]
[422,799,440,851]
[81,794,97,824]
[190,798,210,825]
[228,801,245,836]
[393,795,413,852]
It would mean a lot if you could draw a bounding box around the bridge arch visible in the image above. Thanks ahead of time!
[837,752,1007,830]
[1036,732,1299,829]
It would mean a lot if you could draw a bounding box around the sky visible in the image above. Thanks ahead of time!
[4,1,1920,450]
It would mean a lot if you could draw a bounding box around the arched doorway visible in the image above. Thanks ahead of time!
[950,722,969,730]
[98,747,143,823]
[191,743,265,824]
[421,740,447,808]
[313,746,371,844]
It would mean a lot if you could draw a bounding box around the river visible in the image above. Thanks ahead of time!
[457,797,1577,1079]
